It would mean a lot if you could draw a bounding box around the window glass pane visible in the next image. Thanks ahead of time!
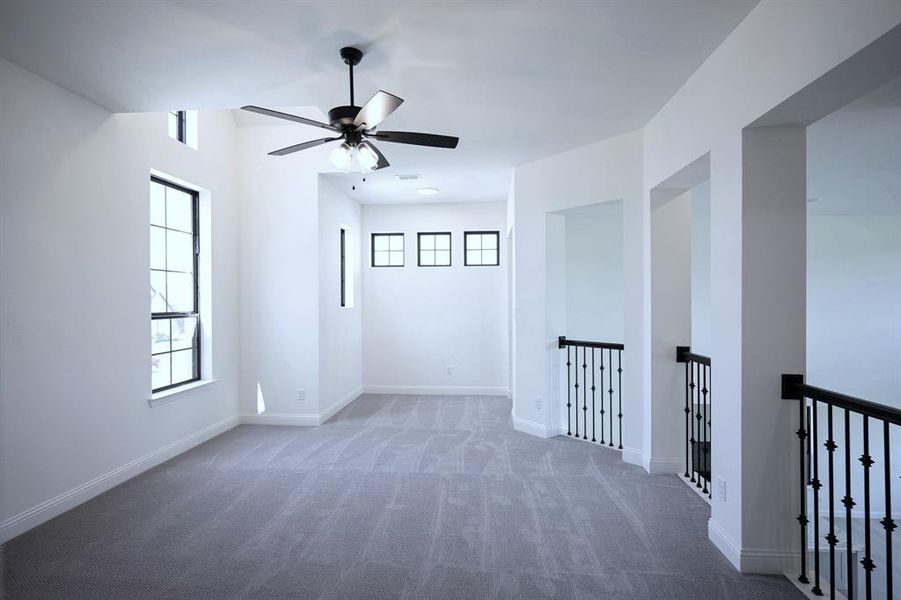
[389,251,404,266]
[373,250,389,267]
[435,234,450,250]
[151,271,167,312]
[467,249,481,265]
[373,235,389,251]
[420,251,435,266]
[466,233,481,251]
[435,250,451,266]
[420,235,434,250]
[168,112,178,139]
[166,230,194,273]
[389,235,403,251]
[167,272,194,312]
[151,319,171,354]
[150,226,166,270]
[150,183,166,226]
[482,233,498,249]
[483,249,498,265]
[171,349,195,385]
[171,317,197,352]
[152,353,171,390]
[166,188,193,232]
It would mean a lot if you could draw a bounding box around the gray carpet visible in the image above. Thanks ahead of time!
[1,394,803,599]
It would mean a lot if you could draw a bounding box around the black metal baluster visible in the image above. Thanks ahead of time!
[826,404,838,598]
[617,349,623,450]
[566,347,572,437]
[881,421,894,600]
[861,415,874,600]
[590,349,596,443]
[582,348,588,440]
[812,397,823,595]
[684,359,690,478]
[608,348,614,447]
[843,408,854,599]
[695,362,703,490]
[798,396,810,586]
[689,362,696,483]
[702,364,709,495]
[706,363,712,498]
[574,346,580,439]
[599,351,605,445]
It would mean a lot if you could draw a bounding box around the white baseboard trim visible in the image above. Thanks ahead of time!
[512,416,550,439]
[0,415,239,544]
[621,447,643,467]
[642,456,683,475]
[708,518,743,572]
[362,385,509,397]
[240,412,319,427]
[320,387,363,424]
[707,518,798,575]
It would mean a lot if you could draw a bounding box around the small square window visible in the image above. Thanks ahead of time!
[418,232,452,267]
[464,231,500,266]
[372,233,404,267]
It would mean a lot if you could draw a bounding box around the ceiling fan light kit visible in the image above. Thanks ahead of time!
[242,46,459,173]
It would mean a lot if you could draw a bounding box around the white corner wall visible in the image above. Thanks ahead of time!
[318,177,363,419]
[236,118,333,425]
[361,201,508,396]
[0,58,242,541]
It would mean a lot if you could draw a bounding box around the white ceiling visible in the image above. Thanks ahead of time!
[0,0,759,204]
[807,75,901,216]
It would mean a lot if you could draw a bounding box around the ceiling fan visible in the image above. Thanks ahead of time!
[242,46,459,173]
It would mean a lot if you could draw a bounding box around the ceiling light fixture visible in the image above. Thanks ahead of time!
[417,187,439,196]
[329,141,379,173]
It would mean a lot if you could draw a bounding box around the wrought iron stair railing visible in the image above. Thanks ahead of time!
[782,374,899,600]
[676,346,712,498]
[558,336,624,449]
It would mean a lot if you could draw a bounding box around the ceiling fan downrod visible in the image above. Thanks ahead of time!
[340,46,363,107]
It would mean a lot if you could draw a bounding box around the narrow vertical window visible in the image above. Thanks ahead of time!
[340,228,347,307]
[464,231,500,266]
[168,111,187,143]
[151,176,200,392]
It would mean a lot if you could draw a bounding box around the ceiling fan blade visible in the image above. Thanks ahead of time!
[353,90,404,129]
[367,142,390,171]
[369,131,459,149]
[242,105,340,132]
[268,137,342,156]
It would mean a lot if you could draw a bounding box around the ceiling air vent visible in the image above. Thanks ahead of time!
[395,174,422,181]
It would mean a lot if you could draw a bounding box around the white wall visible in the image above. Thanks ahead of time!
[807,216,901,405]
[236,118,332,423]
[0,58,242,540]
[690,181,711,356]
[318,177,363,418]
[361,201,508,395]
[562,203,625,344]
[511,130,644,451]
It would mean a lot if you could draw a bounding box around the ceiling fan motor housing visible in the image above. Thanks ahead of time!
[328,105,362,129]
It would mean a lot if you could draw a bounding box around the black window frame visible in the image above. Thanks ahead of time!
[169,110,187,144]
[340,228,347,307]
[151,175,201,393]
[371,232,404,267]
[417,232,452,267]
[463,230,501,266]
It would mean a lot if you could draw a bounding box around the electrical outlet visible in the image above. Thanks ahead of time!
[446,365,454,375]
[298,388,306,402]
[535,397,542,410]
[717,477,726,502]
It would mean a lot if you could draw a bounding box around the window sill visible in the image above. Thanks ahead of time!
[149,379,218,407]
